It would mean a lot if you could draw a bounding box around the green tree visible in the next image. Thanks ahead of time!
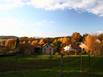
[52,40,62,54]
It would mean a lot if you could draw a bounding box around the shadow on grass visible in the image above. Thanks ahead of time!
[0,71,103,77]
[0,55,103,77]
[65,72,103,77]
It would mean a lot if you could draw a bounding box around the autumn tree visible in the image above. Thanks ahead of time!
[46,38,54,44]
[98,33,103,42]
[19,37,29,44]
[52,39,62,54]
[5,39,16,49]
[71,32,82,44]
[84,35,96,54]
[82,33,89,42]
[38,39,46,46]
[31,40,39,46]
[59,37,71,46]
[0,40,6,46]
[91,36,103,56]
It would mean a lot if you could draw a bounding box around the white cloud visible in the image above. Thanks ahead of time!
[1,0,103,16]
[28,0,103,16]
[0,0,23,11]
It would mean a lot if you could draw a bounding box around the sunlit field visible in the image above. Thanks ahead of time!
[0,55,103,77]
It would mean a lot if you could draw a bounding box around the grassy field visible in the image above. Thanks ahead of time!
[0,55,103,77]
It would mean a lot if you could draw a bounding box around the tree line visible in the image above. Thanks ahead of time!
[0,32,103,56]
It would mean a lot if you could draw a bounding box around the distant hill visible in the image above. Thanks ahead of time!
[0,36,18,39]
[89,31,103,36]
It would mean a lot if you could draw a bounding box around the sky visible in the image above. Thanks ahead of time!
[0,0,103,37]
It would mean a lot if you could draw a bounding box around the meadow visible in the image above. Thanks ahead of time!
[0,55,103,77]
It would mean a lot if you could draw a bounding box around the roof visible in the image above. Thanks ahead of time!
[43,43,55,48]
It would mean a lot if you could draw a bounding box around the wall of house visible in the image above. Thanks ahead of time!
[42,45,54,54]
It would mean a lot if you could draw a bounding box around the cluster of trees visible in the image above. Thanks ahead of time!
[84,34,103,56]
[0,32,103,56]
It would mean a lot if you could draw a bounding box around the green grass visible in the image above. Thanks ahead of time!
[1,71,102,77]
[0,55,103,77]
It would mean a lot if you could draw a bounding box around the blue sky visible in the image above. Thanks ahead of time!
[0,0,103,37]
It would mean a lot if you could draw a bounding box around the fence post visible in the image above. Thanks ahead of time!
[60,53,64,77]
[88,50,91,72]
[80,49,83,72]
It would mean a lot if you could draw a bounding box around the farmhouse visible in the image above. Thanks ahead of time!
[42,43,54,55]
[63,44,81,55]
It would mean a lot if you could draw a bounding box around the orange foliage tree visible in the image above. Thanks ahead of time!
[84,35,96,54]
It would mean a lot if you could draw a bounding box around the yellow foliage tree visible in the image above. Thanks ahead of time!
[31,40,38,46]
[38,39,46,46]
[61,37,71,46]
[5,39,16,49]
